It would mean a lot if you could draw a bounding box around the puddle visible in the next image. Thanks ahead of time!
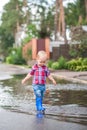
[0,75,87,126]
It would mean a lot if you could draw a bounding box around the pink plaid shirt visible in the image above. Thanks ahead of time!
[29,64,50,84]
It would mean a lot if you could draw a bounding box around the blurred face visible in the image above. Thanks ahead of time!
[37,58,46,66]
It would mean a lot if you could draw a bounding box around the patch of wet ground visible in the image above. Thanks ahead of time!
[0,75,87,130]
[0,64,87,130]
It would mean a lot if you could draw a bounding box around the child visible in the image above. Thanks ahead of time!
[22,50,56,115]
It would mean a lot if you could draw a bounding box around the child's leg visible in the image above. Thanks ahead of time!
[33,84,45,111]
[41,91,45,110]
[35,90,42,111]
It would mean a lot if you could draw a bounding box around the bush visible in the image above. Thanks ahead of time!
[76,58,83,66]
[76,66,87,71]
[47,57,87,71]
[58,56,67,69]
[47,60,53,68]
[6,47,26,65]
[66,58,87,71]
[82,58,87,65]
[66,59,78,70]
[69,48,78,58]
[51,62,59,70]
[6,56,14,64]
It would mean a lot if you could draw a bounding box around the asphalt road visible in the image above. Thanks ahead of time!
[0,109,86,130]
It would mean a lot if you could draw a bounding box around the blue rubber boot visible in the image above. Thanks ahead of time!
[41,97,45,114]
[36,97,44,118]
[36,97,42,111]
[36,97,45,116]
[36,111,43,118]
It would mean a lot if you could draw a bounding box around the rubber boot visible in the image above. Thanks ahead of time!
[36,97,42,111]
[36,97,44,118]
[36,97,45,115]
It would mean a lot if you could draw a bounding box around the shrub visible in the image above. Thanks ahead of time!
[76,58,83,66]
[58,56,67,69]
[66,58,87,71]
[6,56,14,64]
[76,66,87,71]
[82,58,87,65]
[69,48,78,58]
[66,59,78,70]
[51,62,59,70]
[6,47,26,65]
[47,60,53,68]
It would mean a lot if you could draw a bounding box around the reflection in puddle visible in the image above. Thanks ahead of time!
[0,75,87,125]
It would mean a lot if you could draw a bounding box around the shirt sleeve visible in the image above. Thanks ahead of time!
[29,65,35,75]
[45,67,50,77]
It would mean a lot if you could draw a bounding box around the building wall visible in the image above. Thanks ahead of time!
[51,44,70,60]
[22,41,32,60]
[32,38,50,59]
[23,39,87,61]
[22,38,50,61]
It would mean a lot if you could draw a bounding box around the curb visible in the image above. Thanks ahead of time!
[52,74,87,85]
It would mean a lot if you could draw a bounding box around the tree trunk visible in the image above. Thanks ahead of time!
[59,2,62,36]
[59,0,67,44]
[23,0,29,24]
[59,0,63,36]
[54,0,59,41]
[16,3,20,32]
[85,0,87,21]
[14,3,20,47]
[78,15,82,24]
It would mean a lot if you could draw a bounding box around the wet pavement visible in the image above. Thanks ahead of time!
[0,109,86,130]
[0,63,87,130]
[0,63,87,84]
[52,70,87,84]
[0,63,29,80]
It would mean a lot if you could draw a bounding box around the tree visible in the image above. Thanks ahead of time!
[54,0,67,43]
[70,26,87,58]
[59,0,67,43]
[23,0,31,24]
[85,0,87,21]
[0,26,14,55]
[1,0,30,43]
[65,0,87,26]
[30,0,54,38]
[22,23,38,44]
[54,0,59,40]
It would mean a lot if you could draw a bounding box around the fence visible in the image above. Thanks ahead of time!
[50,41,70,60]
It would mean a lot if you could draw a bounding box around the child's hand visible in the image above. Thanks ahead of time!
[21,79,25,84]
[21,73,31,85]
[52,80,56,85]
[48,75,56,86]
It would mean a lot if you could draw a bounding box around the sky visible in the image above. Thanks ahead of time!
[0,0,75,12]
[0,0,75,18]
[0,0,9,13]
[63,0,76,6]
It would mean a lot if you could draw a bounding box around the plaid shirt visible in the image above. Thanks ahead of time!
[29,64,50,84]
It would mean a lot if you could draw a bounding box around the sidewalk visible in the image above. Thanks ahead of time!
[0,63,29,80]
[52,70,87,84]
[0,63,87,84]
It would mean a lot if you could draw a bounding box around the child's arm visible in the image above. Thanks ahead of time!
[22,73,32,84]
[48,74,56,85]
